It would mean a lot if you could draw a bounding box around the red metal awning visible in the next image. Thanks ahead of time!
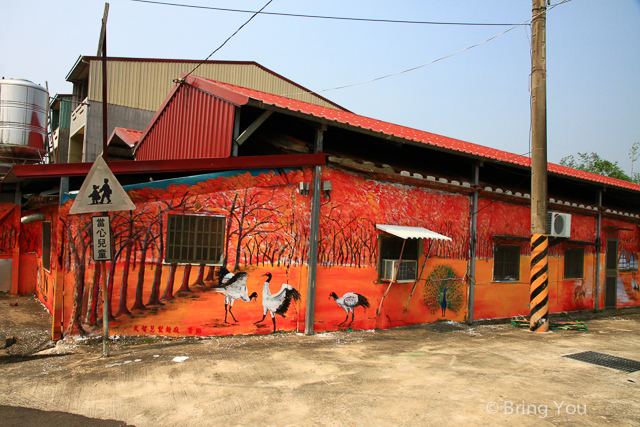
[2,153,326,184]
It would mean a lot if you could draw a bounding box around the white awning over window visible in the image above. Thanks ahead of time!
[376,224,452,241]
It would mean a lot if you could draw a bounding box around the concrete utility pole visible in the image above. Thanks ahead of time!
[98,2,110,356]
[98,3,109,163]
[529,0,550,333]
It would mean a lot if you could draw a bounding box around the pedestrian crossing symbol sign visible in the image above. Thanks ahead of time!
[69,155,136,214]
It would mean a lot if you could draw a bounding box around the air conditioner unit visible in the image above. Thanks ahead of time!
[382,259,417,282]
[547,212,571,238]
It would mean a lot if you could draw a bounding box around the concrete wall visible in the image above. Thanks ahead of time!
[84,103,154,162]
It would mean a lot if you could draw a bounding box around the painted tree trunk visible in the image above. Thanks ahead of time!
[131,226,153,310]
[147,260,164,306]
[177,264,192,293]
[192,263,205,287]
[66,226,87,336]
[147,217,164,306]
[84,263,101,325]
[223,194,238,267]
[105,257,116,321]
[116,220,135,316]
[161,264,178,300]
[206,266,215,282]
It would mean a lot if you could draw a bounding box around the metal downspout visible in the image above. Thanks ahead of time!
[595,190,602,310]
[304,127,324,335]
[468,164,480,325]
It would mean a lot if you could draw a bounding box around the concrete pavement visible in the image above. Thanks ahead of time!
[1,294,639,426]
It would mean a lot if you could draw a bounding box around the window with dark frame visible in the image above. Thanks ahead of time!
[165,214,226,264]
[378,235,419,282]
[42,221,51,271]
[493,244,520,281]
[564,247,584,279]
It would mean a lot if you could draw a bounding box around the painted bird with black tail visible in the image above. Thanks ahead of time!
[329,292,370,326]
[214,267,257,323]
[255,272,300,332]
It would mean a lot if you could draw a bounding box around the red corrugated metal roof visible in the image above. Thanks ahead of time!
[135,83,236,161]
[191,77,640,192]
[109,128,143,148]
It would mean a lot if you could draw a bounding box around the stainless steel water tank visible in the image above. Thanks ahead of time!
[0,78,48,163]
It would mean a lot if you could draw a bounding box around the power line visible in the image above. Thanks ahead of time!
[183,0,273,78]
[283,0,572,96]
[130,0,519,26]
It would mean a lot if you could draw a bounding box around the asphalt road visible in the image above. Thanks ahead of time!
[0,405,134,427]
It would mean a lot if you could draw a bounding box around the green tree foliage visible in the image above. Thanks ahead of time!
[560,152,635,183]
[629,141,640,183]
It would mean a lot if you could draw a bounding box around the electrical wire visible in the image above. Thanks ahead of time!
[282,0,572,97]
[130,0,519,26]
[183,0,273,79]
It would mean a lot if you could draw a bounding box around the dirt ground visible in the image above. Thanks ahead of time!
[0,293,54,357]
[1,292,639,426]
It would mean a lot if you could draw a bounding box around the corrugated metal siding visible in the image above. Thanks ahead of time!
[59,98,72,129]
[88,60,338,112]
[135,85,234,161]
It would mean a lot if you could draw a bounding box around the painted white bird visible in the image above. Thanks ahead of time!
[255,272,300,332]
[632,275,639,292]
[215,267,257,323]
[329,292,370,326]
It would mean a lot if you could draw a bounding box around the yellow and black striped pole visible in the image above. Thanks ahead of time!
[530,234,549,332]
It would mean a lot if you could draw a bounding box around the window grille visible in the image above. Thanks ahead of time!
[165,214,226,264]
[564,247,584,279]
[493,244,520,281]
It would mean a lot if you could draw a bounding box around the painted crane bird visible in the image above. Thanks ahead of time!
[214,267,257,323]
[329,292,370,326]
[255,272,301,332]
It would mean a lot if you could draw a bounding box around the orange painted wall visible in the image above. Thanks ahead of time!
[0,203,17,259]
[55,167,640,339]
[18,253,38,294]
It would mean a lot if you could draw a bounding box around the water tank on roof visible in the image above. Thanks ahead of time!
[0,78,48,165]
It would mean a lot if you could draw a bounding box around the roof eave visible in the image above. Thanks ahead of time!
[65,55,90,82]
[2,153,327,185]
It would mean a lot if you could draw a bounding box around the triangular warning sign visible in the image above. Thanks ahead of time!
[69,155,136,214]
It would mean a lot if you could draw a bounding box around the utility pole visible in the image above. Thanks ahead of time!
[98,2,111,356]
[529,0,549,332]
[98,3,109,163]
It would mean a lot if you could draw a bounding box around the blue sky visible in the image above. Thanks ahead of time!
[2,0,639,173]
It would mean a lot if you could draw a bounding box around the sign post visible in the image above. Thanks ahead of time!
[70,155,135,357]
[92,215,112,356]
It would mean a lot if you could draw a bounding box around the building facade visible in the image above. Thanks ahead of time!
[3,74,639,339]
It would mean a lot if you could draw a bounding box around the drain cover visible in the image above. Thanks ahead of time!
[563,351,640,373]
